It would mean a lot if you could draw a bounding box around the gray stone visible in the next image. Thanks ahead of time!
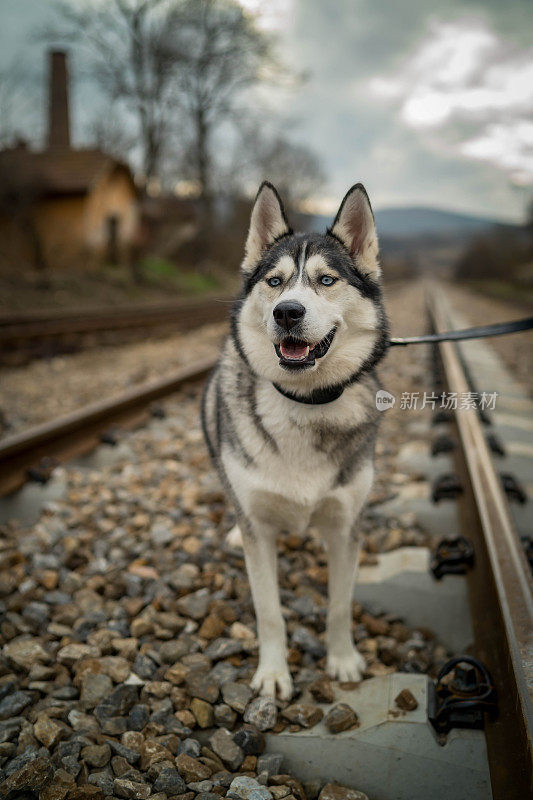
[23,601,49,628]
[133,654,157,680]
[127,704,149,731]
[95,684,138,719]
[222,681,253,713]
[3,638,51,670]
[81,743,112,768]
[176,588,210,619]
[153,765,187,794]
[189,780,214,792]
[107,739,141,764]
[227,775,273,800]
[159,640,189,664]
[0,690,32,720]
[209,727,245,770]
[203,637,243,661]
[0,719,21,743]
[88,770,115,795]
[243,697,277,731]
[214,703,237,729]
[150,523,175,545]
[186,672,219,703]
[80,673,113,710]
[209,661,238,685]
[291,626,326,658]
[177,737,201,757]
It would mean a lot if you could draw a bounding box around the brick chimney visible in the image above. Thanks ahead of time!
[47,50,71,150]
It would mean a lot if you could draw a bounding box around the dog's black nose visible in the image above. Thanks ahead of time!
[273,300,305,332]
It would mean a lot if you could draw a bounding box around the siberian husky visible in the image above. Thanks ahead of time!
[202,182,389,698]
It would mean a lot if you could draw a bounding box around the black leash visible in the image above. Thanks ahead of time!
[389,317,533,346]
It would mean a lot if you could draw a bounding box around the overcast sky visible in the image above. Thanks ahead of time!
[1,0,532,221]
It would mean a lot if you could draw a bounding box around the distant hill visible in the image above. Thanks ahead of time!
[303,206,520,239]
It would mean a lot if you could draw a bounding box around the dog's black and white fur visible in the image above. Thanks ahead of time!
[202,182,389,698]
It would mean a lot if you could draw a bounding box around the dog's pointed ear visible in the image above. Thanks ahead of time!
[242,182,291,274]
[329,184,380,276]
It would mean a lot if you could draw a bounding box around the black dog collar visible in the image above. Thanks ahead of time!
[272,382,345,405]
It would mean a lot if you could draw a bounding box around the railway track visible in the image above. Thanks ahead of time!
[427,288,533,798]
[0,283,531,798]
[0,296,231,365]
[0,357,216,496]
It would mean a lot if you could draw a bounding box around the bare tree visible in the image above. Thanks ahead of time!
[89,108,137,164]
[236,126,325,210]
[48,0,185,181]
[47,0,275,199]
[0,65,41,149]
[175,0,274,207]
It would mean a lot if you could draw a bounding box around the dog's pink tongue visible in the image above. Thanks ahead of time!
[281,340,308,359]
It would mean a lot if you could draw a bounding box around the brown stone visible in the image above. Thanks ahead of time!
[67,788,104,800]
[361,613,390,636]
[394,688,418,711]
[190,697,214,728]
[281,703,323,729]
[34,714,63,749]
[324,703,359,734]
[309,676,334,703]
[40,570,59,590]
[270,776,306,800]
[176,709,196,728]
[240,755,257,772]
[175,753,212,782]
[318,783,368,800]
[198,614,226,639]
[140,740,172,770]
[0,756,54,795]
[164,662,189,685]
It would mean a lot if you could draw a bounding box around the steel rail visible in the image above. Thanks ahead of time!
[427,287,533,800]
[0,357,216,497]
[0,298,231,342]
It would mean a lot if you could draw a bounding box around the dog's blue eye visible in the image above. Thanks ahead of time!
[267,276,282,287]
[320,275,336,286]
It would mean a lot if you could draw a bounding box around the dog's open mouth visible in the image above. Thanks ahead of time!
[274,328,336,369]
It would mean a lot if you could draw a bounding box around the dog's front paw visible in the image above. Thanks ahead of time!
[327,648,366,682]
[251,663,293,699]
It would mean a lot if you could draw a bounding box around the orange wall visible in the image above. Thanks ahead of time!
[84,170,139,253]
[33,196,86,268]
[28,169,139,269]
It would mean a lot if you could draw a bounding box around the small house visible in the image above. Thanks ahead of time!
[0,51,139,270]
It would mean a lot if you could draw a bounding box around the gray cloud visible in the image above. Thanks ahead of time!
[1,0,532,220]
[277,0,532,219]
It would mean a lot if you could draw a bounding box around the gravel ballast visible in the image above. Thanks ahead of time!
[0,284,457,797]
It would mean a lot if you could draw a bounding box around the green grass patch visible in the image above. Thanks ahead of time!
[139,256,220,294]
[466,279,533,307]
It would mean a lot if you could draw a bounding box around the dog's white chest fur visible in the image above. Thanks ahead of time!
[220,379,374,535]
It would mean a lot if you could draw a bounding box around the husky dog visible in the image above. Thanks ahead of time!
[202,182,388,698]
